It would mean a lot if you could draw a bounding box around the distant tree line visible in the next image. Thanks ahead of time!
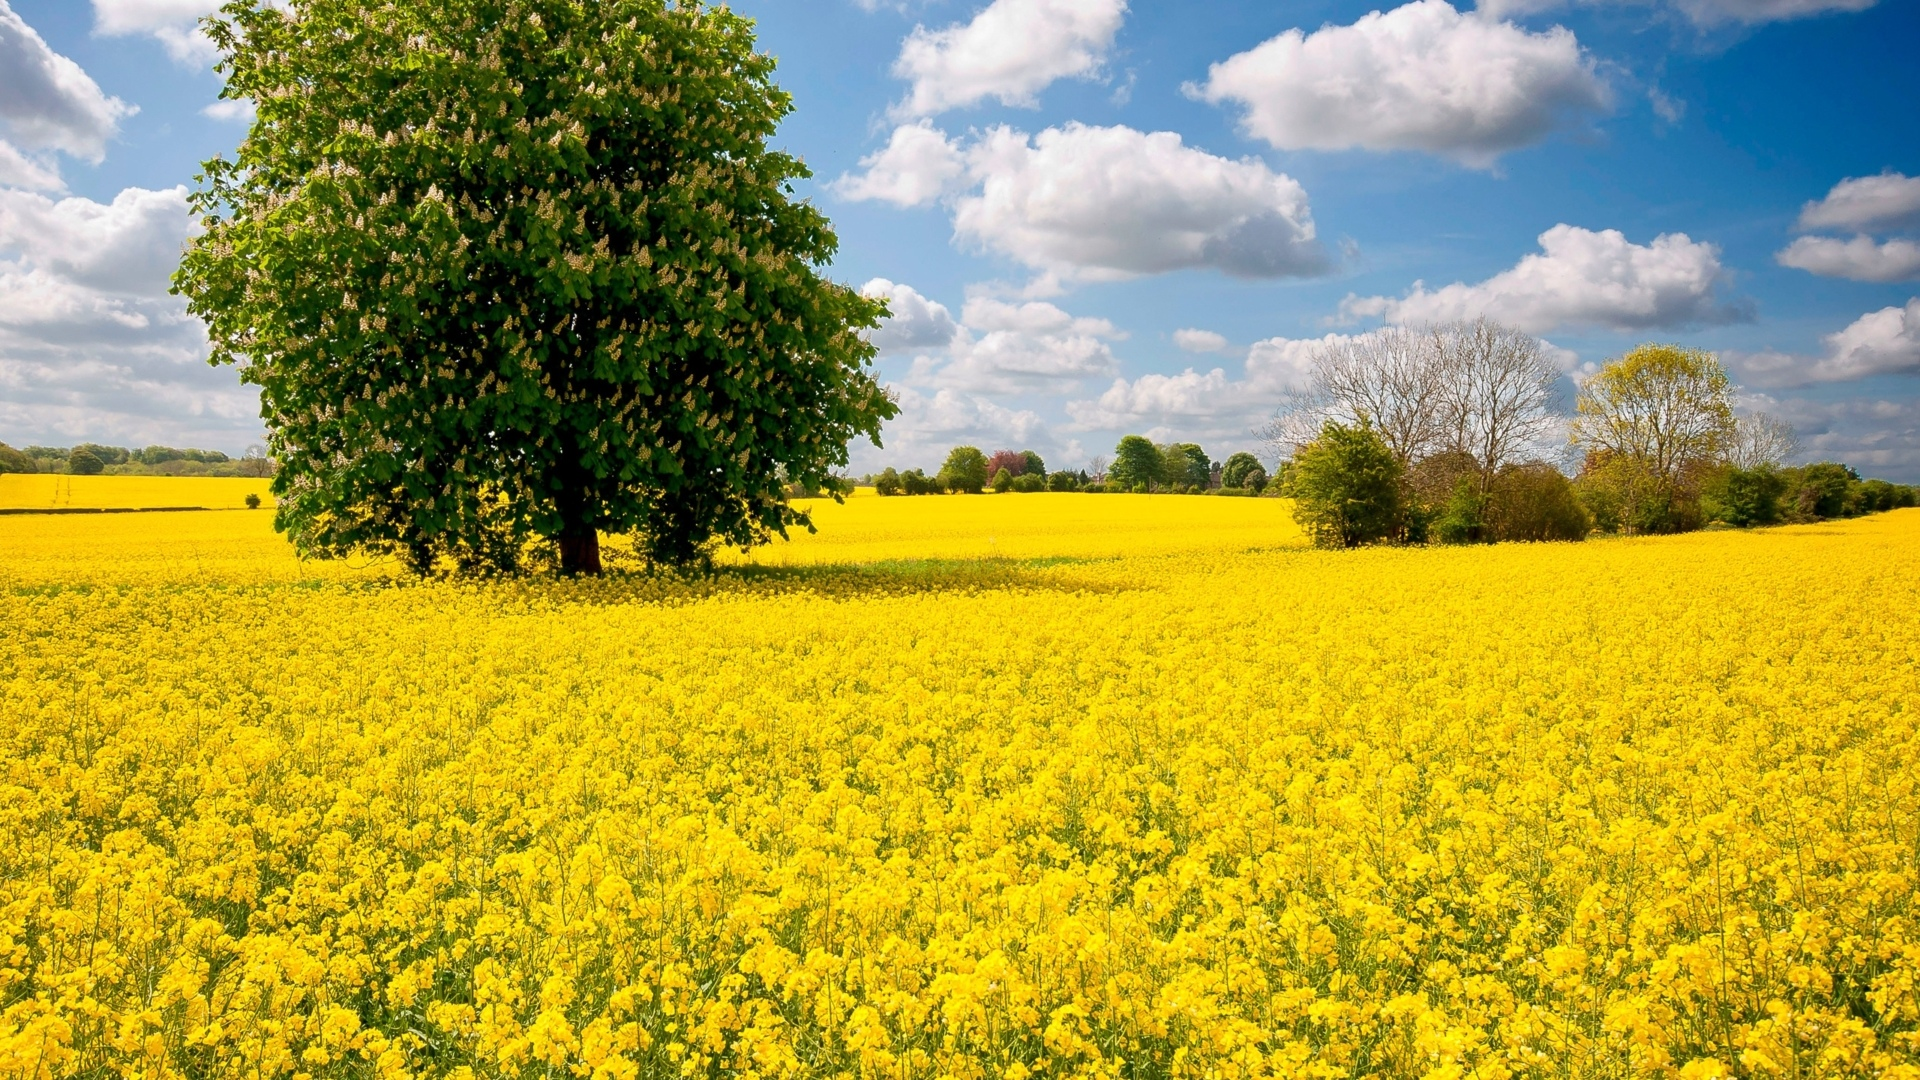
[1266,322,1916,549]
[866,440,1272,498]
[0,442,275,478]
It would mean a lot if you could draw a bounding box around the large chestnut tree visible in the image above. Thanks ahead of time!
[177,0,895,574]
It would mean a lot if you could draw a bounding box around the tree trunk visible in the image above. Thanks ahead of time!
[558,529,602,576]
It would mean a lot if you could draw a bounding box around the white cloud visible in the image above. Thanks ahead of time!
[1066,332,1357,438]
[892,0,1127,117]
[861,278,959,353]
[832,121,966,208]
[1795,171,1920,234]
[1342,224,1737,334]
[933,296,1123,393]
[850,385,1055,473]
[1192,0,1610,169]
[1730,299,1920,386]
[0,185,257,449]
[1776,235,1920,283]
[202,98,255,124]
[953,123,1329,281]
[91,0,222,65]
[0,138,62,191]
[1174,328,1229,353]
[0,1,135,174]
[1811,299,1920,381]
[1477,0,1878,27]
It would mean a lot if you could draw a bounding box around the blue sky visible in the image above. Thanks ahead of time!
[1,0,1916,478]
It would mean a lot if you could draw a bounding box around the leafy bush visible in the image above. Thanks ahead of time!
[875,468,903,497]
[245,493,264,510]
[1220,452,1266,493]
[991,468,1014,494]
[1283,420,1404,549]
[1702,465,1788,527]
[1432,479,1487,545]
[0,443,33,474]
[1485,463,1590,542]
[1010,474,1045,493]
[900,469,944,496]
[1791,462,1856,520]
[68,449,105,476]
[1110,436,1164,492]
[1046,471,1079,492]
[940,447,990,494]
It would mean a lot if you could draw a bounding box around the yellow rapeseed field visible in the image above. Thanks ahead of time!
[0,475,275,512]
[2,498,1917,1080]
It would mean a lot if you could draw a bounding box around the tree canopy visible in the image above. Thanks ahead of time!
[176,0,895,574]
[1284,420,1404,548]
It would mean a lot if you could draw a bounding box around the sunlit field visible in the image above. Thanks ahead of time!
[3,500,1918,1079]
[0,474,274,512]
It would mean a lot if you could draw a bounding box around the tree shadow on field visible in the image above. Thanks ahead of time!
[545,554,1137,608]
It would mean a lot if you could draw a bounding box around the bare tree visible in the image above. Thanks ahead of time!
[1433,319,1563,492]
[1726,412,1799,470]
[1275,326,1449,467]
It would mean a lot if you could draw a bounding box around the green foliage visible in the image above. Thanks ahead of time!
[1110,435,1164,492]
[1046,471,1080,492]
[1791,462,1856,520]
[991,468,1014,494]
[1702,465,1788,528]
[1220,452,1266,493]
[1485,463,1590,542]
[939,447,990,494]
[67,449,105,476]
[1010,474,1045,493]
[1283,420,1404,549]
[1019,450,1046,479]
[1571,345,1734,534]
[874,468,902,497]
[0,443,32,474]
[1163,443,1211,489]
[1433,479,1488,545]
[900,469,944,496]
[245,493,264,510]
[176,0,893,575]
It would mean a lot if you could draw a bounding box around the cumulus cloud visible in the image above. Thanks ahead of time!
[91,0,223,64]
[0,1,136,185]
[1776,235,1920,283]
[832,121,966,208]
[838,122,1331,282]
[1191,0,1610,169]
[934,296,1123,393]
[954,123,1329,280]
[1066,332,1358,438]
[1174,328,1229,353]
[849,385,1056,473]
[1342,224,1738,334]
[1795,171,1920,233]
[1477,0,1878,27]
[892,0,1127,117]
[0,185,258,448]
[1731,299,1920,386]
[861,278,960,353]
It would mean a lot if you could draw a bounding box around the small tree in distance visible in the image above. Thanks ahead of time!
[940,447,990,494]
[1110,436,1164,492]
[1220,452,1267,492]
[68,449,105,476]
[1571,345,1735,534]
[177,0,895,575]
[1284,420,1403,548]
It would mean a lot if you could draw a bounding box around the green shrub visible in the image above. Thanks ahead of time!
[900,469,944,496]
[1010,474,1045,493]
[875,468,902,497]
[1486,463,1590,542]
[1046,471,1079,492]
[1283,420,1404,549]
[245,493,264,510]
[991,468,1014,494]
[939,447,989,494]
[1703,465,1787,527]
[1220,452,1266,494]
[68,449,105,476]
[1791,462,1856,520]
[0,443,33,474]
